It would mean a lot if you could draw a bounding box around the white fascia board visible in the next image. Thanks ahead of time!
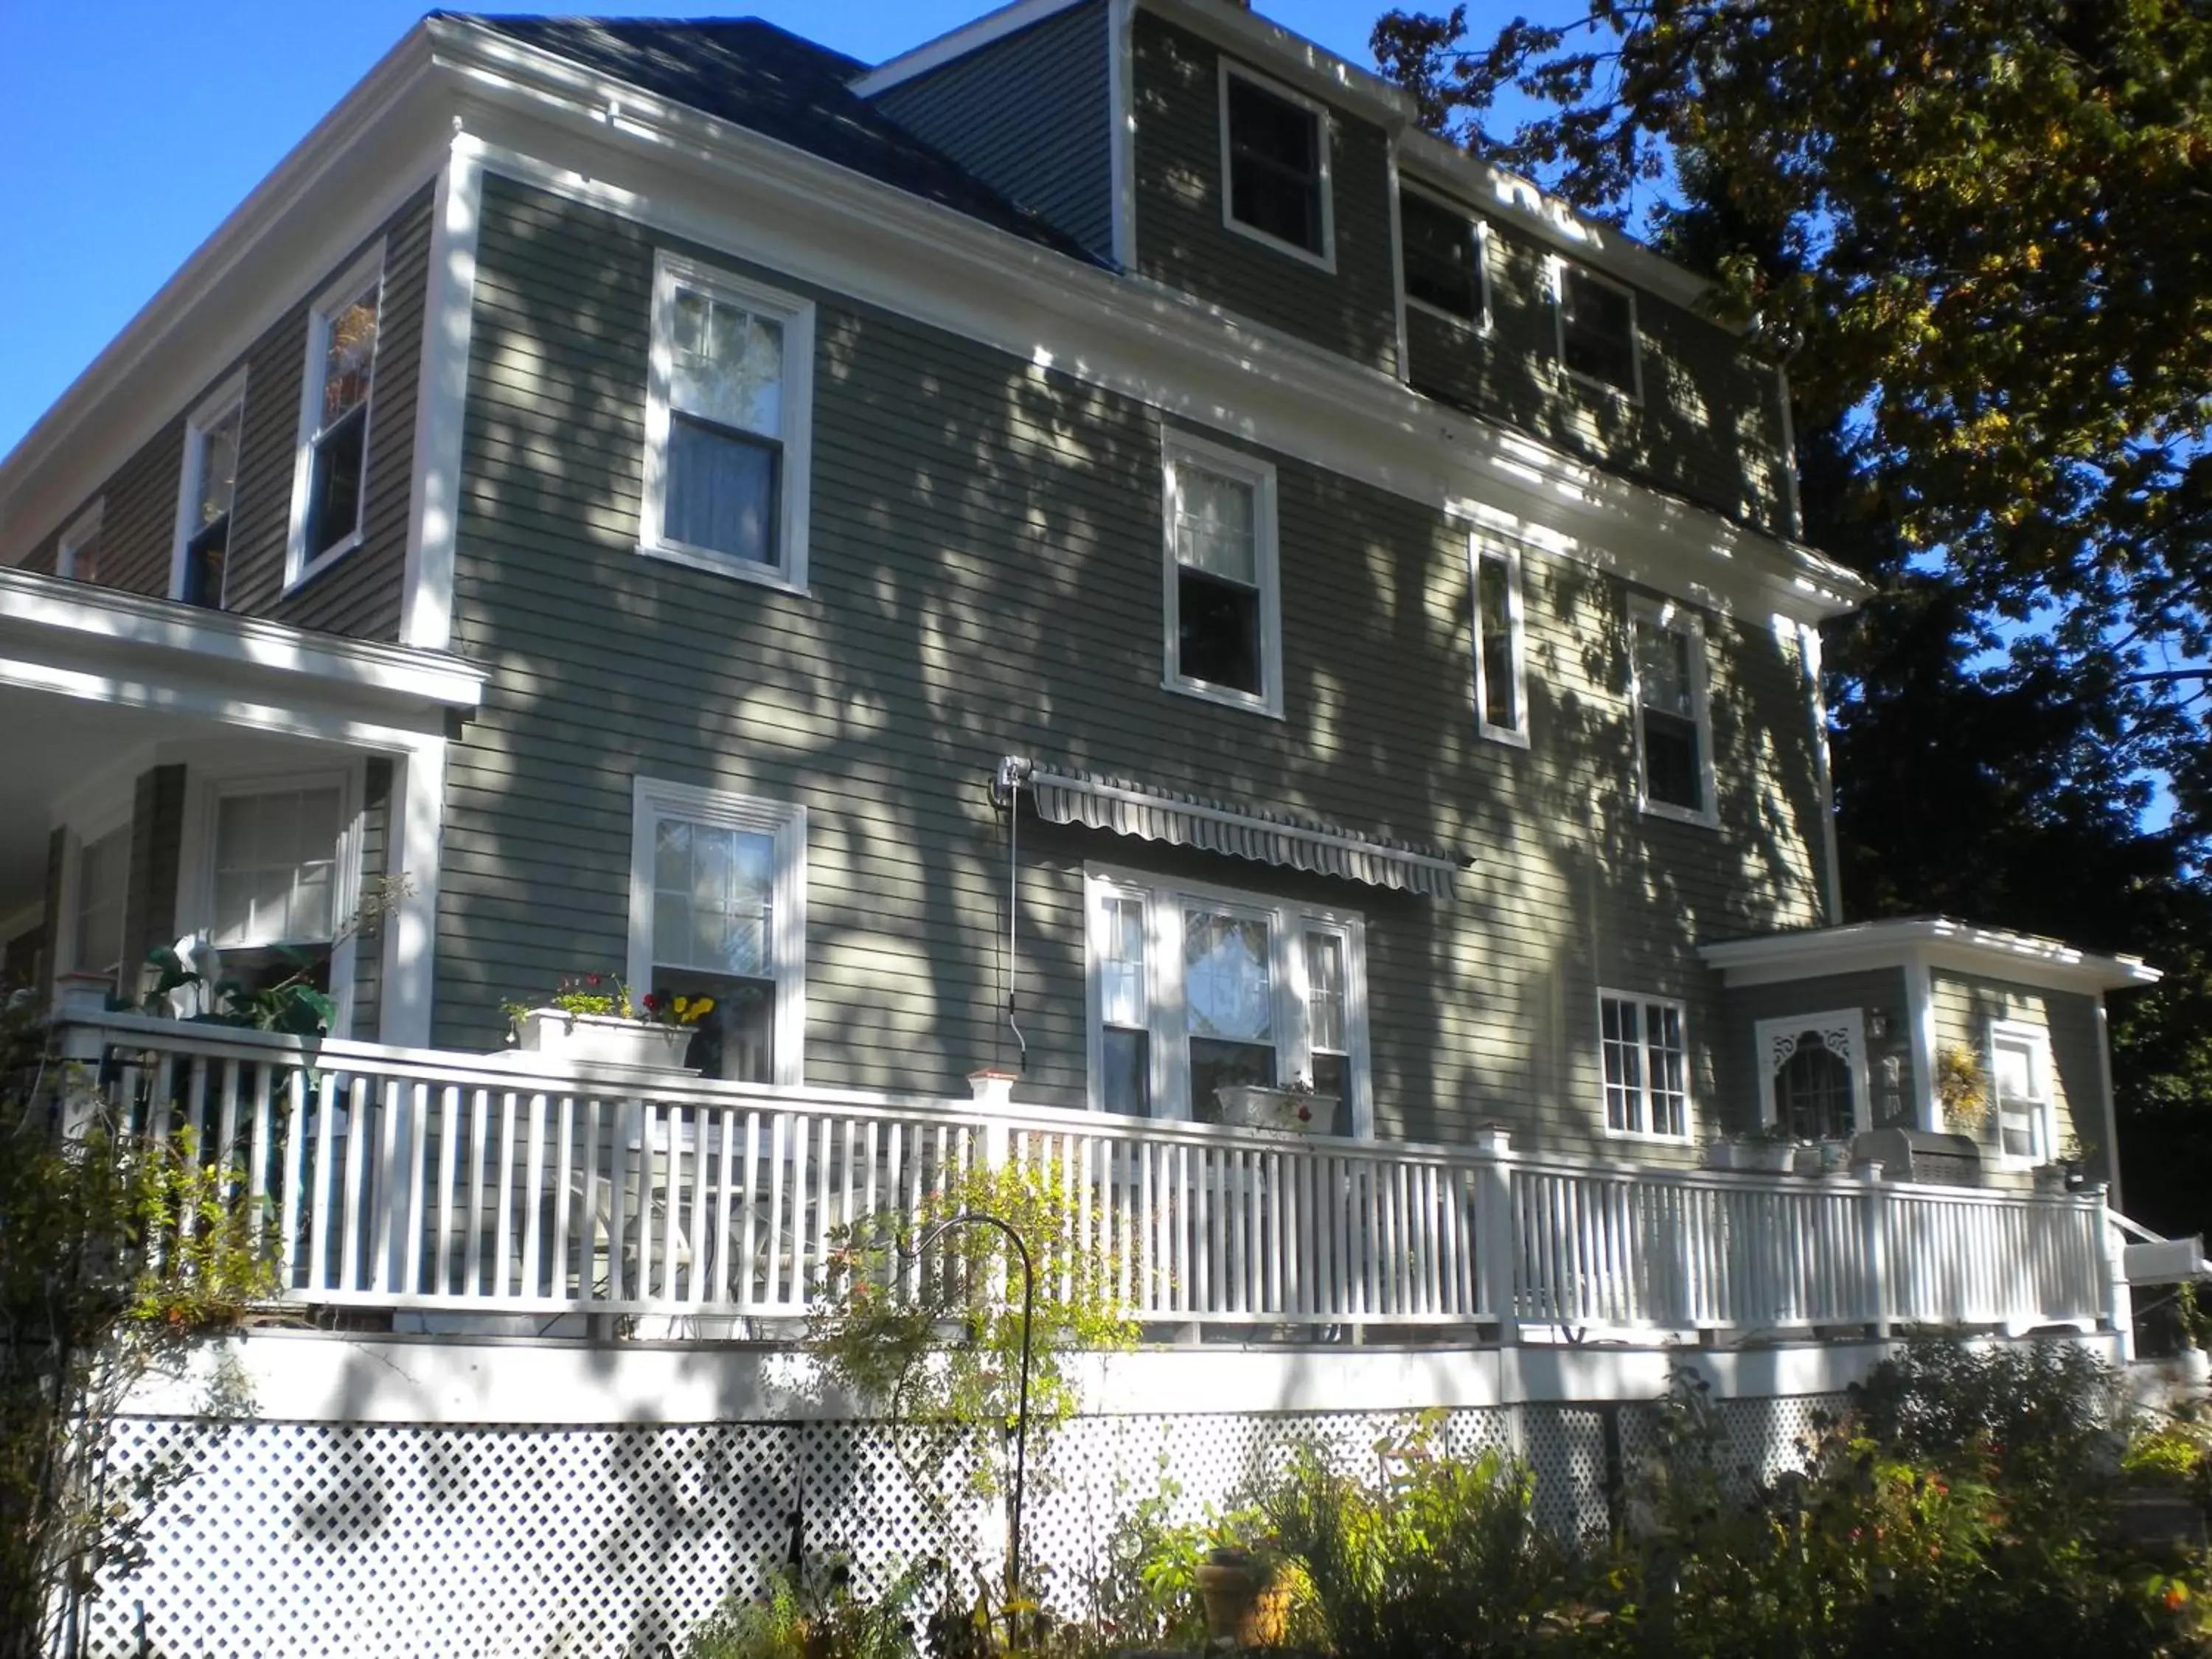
[849,0,1093,94]
[0,568,485,740]
[436,25,1865,624]
[1396,127,1731,324]
[0,28,449,566]
[1700,918,2162,995]
[1141,0,1415,128]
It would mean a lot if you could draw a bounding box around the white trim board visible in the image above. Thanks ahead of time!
[1701,917,2162,995]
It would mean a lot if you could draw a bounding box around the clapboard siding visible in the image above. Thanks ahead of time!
[1405,215,1790,537]
[873,2,1114,260]
[16,187,431,642]
[437,174,1827,1156]
[1931,971,2107,1173]
[1130,11,1399,374]
[1714,967,1916,1135]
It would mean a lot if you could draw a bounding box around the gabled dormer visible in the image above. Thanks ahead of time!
[858,0,1797,539]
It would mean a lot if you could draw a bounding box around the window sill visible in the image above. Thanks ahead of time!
[638,538,810,596]
[1601,1123,1697,1147]
[1560,366,1642,408]
[1163,674,1284,720]
[285,529,364,594]
[1639,798,1717,830]
[1407,295,1489,336]
[1221,212,1336,274]
[1476,720,1530,750]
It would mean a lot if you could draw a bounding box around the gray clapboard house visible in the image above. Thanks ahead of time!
[0,6,2186,1647]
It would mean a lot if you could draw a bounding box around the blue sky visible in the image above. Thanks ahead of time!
[0,0,1444,460]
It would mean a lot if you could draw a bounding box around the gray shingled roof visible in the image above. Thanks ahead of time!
[445,15,1104,264]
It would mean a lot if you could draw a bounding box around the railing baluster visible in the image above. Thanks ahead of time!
[339,1076,369,1292]
[465,1088,489,1299]
[279,1068,307,1292]
[521,1092,547,1301]
[552,1095,574,1303]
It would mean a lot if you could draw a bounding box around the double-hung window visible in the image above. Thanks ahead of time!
[1162,433,1281,714]
[1401,189,1484,326]
[1987,1021,2054,1164]
[1086,866,1368,1132]
[174,377,246,608]
[1555,259,1640,399]
[1599,990,1690,1139]
[629,779,807,1085]
[288,250,383,583]
[1629,598,1713,823]
[69,823,131,982]
[1220,63,1332,265]
[57,503,103,584]
[641,252,815,590]
[1470,537,1527,743]
[207,779,347,998]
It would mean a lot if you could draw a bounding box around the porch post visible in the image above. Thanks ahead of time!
[1857,1161,1891,1339]
[1472,1126,1517,1344]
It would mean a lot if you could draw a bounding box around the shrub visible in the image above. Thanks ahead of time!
[684,1559,932,1659]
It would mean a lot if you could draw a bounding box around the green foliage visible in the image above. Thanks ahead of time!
[0,1002,280,1659]
[145,942,335,1037]
[2124,1421,2212,1491]
[685,1559,934,1659]
[805,1152,1137,1516]
[1253,1414,1563,1659]
[1077,1472,1214,1651]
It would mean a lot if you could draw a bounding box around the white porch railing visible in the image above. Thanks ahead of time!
[58,1014,2118,1340]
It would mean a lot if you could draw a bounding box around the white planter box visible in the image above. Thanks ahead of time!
[512,1009,695,1071]
[1212,1085,1339,1135]
[1705,1139,1792,1174]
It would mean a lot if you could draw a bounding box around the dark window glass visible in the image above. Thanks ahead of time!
[1102,1027,1150,1116]
[1643,712,1701,810]
[655,970,775,1084]
[1775,1034,1853,1141]
[1559,264,1638,393]
[1227,75,1324,254]
[1190,1036,1276,1124]
[1477,554,1517,730]
[1636,619,1704,812]
[1402,192,1479,321]
[305,403,367,562]
[1178,569,1262,695]
[182,516,228,609]
[667,414,781,566]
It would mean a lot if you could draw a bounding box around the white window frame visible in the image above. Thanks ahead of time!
[1986,1019,2056,1169]
[1470,534,1528,745]
[1161,429,1284,717]
[1399,182,1492,335]
[627,777,809,1087]
[639,251,817,595]
[175,763,364,1038]
[285,244,386,590]
[1753,1009,1870,1139]
[1217,59,1337,273]
[57,501,104,582]
[1084,863,1371,1136]
[1551,256,1644,404]
[170,369,249,605]
[1627,595,1717,827]
[1597,988,1694,1142]
[55,805,134,983]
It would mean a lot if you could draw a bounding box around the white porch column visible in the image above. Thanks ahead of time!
[379,736,448,1050]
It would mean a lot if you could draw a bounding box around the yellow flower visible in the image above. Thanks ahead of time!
[686,995,716,1022]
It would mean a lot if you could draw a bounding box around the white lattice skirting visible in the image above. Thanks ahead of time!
[89,1396,1846,1659]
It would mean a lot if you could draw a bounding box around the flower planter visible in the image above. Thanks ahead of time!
[1705,1139,1792,1174]
[512,1009,696,1071]
[1196,1559,1291,1647]
[1212,1084,1339,1135]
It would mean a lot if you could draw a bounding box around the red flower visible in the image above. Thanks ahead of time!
[587,973,603,985]
[1297,1105,1312,1121]
[643,992,662,1010]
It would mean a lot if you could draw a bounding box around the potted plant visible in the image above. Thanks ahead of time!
[1194,1544,1294,1647]
[1211,1076,1339,1135]
[503,973,714,1070]
[1705,1122,1793,1173]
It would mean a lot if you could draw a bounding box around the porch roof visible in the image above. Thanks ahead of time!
[1700,916,2161,995]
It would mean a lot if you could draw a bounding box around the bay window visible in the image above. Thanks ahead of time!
[1085,866,1368,1131]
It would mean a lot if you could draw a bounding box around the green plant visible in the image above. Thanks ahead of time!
[2179,1281,2211,1352]
[1080,1472,1213,1649]
[684,1557,933,1659]
[0,1002,280,1659]
[144,942,335,1037]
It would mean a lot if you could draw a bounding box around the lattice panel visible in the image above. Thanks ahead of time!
[1520,1406,1611,1545]
[1616,1392,1853,1505]
[87,1418,980,1659]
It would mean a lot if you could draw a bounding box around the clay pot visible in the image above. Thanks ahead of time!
[1196,1559,1290,1647]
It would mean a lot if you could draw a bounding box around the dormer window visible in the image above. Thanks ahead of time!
[1220,65,1332,266]
[1555,260,1640,398]
[1401,190,1484,325]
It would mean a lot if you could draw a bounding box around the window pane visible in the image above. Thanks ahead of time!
[63,527,101,583]
[1192,1037,1278,1122]
[1644,711,1703,810]
[196,403,243,529]
[1600,996,1642,1132]
[1402,193,1478,319]
[1636,622,1695,720]
[1561,265,1635,391]
[73,826,128,975]
[1174,466,1257,584]
[1775,1032,1853,1141]
[1102,1027,1150,1116]
[1477,554,1517,729]
[666,414,779,565]
[307,403,368,559]
[671,290,784,437]
[653,817,776,978]
[1305,931,1346,1056]
[1227,77,1322,252]
[653,969,774,1084]
[1646,1003,1688,1138]
[1999,1102,2037,1160]
[321,289,380,428]
[1178,570,1263,695]
[1992,1040,2036,1101]
[212,787,341,947]
[1100,894,1147,1029]
[1310,1049,1347,1106]
[1183,909,1273,1044]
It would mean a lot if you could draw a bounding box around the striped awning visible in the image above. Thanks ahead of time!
[1011,759,1464,897]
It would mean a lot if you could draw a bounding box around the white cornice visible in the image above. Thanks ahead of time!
[1700,918,2162,995]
